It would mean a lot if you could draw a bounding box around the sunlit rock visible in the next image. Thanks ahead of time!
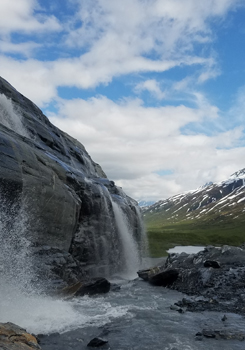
[0,322,40,350]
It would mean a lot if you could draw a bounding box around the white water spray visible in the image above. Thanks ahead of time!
[0,192,129,335]
[0,196,34,293]
[0,94,28,137]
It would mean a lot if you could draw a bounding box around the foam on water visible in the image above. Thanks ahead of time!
[0,289,130,334]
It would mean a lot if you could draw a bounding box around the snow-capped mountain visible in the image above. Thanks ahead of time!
[143,168,245,225]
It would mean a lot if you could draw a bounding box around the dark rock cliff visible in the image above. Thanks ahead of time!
[0,77,145,289]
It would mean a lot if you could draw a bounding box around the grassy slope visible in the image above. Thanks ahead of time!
[145,215,245,257]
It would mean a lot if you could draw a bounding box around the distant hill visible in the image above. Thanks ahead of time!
[144,168,245,257]
[138,200,155,208]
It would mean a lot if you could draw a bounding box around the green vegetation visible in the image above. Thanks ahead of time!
[146,219,245,257]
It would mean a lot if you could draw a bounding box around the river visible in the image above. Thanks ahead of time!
[2,250,245,349]
[3,272,241,350]
[36,275,245,350]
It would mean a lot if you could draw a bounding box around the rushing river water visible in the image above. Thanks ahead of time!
[35,275,245,350]
[1,252,245,349]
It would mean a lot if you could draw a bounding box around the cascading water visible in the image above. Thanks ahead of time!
[111,200,141,278]
[134,205,151,268]
[0,194,34,294]
[79,180,147,278]
[0,94,28,137]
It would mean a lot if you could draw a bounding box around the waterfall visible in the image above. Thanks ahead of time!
[0,94,28,137]
[111,200,141,278]
[0,194,34,293]
[134,205,150,267]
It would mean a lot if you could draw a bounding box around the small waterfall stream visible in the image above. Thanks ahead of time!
[111,200,140,278]
[0,94,28,137]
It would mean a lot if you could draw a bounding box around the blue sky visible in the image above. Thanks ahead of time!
[1,0,245,201]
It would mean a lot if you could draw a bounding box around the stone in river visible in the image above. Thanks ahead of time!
[148,269,179,286]
[87,337,108,347]
[61,277,111,297]
[204,260,221,268]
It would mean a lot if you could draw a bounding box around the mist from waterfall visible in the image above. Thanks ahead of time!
[0,195,34,294]
[0,191,145,335]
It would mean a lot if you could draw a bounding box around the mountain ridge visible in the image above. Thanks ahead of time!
[144,168,245,225]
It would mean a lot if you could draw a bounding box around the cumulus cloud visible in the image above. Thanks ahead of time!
[0,41,40,57]
[48,95,245,200]
[0,56,57,107]
[0,0,239,106]
[0,0,244,201]
[0,0,61,35]
[135,80,166,100]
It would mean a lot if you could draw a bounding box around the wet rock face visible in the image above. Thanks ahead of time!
[0,77,143,286]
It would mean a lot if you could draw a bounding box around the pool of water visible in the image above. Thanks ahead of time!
[168,246,205,255]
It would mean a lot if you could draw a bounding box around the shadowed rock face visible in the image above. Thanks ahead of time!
[0,77,144,288]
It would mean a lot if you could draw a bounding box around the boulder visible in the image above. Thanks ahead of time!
[137,265,166,281]
[148,269,179,286]
[204,260,220,268]
[0,322,40,350]
[87,337,108,347]
[138,265,178,286]
[61,277,111,297]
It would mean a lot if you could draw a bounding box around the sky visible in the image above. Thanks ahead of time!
[1,0,245,202]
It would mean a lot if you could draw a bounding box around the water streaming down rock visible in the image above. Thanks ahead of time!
[111,200,140,278]
[0,93,28,138]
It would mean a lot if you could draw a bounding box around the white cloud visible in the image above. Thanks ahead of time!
[0,54,211,107]
[68,0,239,55]
[0,0,240,106]
[0,41,40,57]
[0,0,244,202]
[0,56,57,107]
[48,95,245,201]
[0,0,61,35]
[135,80,165,100]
